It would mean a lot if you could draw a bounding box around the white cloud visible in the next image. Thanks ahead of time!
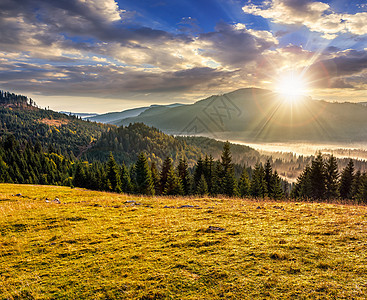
[242,0,367,38]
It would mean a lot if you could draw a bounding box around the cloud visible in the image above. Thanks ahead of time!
[198,22,277,67]
[242,0,367,39]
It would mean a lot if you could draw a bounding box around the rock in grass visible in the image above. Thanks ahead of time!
[206,226,225,232]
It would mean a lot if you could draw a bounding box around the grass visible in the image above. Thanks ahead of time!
[1,183,367,299]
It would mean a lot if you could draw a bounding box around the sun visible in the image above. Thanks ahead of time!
[275,72,308,102]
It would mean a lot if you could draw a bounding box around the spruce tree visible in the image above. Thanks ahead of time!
[351,170,362,200]
[106,152,122,193]
[264,159,273,196]
[193,156,204,190]
[339,160,354,199]
[196,174,208,196]
[121,162,132,193]
[163,167,184,196]
[238,166,250,197]
[73,162,86,188]
[357,173,367,204]
[271,171,284,200]
[220,142,238,196]
[160,157,173,194]
[150,162,160,195]
[177,158,191,195]
[135,152,154,195]
[250,163,267,198]
[325,155,339,199]
[309,153,326,200]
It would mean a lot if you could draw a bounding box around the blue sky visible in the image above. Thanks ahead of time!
[0,0,366,112]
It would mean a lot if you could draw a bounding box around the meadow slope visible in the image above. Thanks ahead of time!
[0,184,367,299]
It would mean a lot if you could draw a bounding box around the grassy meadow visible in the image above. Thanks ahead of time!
[0,183,367,299]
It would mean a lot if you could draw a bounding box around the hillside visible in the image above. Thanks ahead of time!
[0,90,112,157]
[82,122,259,167]
[1,184,366,299]
[118,88,367,143]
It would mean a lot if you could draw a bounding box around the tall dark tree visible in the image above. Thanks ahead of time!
[351,170,362,200]
[163,166,183,196]
[106,152,122,193]
[264,159,273,196]
[135,152,154,195]
[196,174,208,196]
[292,166,312,199]
[160,157,173,194]
[220,142,238,196]
[177,158,191,195]
[238,166,250,197]
[150,162,160,195]
[309,153,326,200]
[250,163,267,198]
[73,162,86,188]
[270,171,284,200]
[339,160,354,199]
[121,162,132,193]
[325,155,339,199]
[193,156,204,190]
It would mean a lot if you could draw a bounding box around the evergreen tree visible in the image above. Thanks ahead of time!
[121,162,132,193]
[357,173,367,204]
[238,166,250,197]
[211,161,222,195]
[351,170,362,200]
[325,155,339,199]
[270,171,284,200]
[135,152,154,195]
[196,174,208,196]
[264,159,273,196]
[163,167,184,196]
[309,153,326,200]
[339,160,354,199]
[193,156,204,190]
[73,162,86,188]
[292,166,312,199]
[250,163,267,198]
[160,157,173,194]
[177,158,191,195]
[220,142,238,196]
[150,162,160,195]
[106,152,122,193]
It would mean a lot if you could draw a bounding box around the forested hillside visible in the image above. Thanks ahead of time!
[82,123,259,167]
[0,90,111,157]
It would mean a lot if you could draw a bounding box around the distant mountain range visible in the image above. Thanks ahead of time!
[85,103,183,125]
[111,88,367,143]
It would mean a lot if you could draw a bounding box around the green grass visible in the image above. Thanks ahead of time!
[1,184,367,299]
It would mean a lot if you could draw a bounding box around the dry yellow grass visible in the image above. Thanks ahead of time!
[1,183,367,299]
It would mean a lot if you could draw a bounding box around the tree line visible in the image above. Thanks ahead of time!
[291,153,367,203]
[2,134,367,203]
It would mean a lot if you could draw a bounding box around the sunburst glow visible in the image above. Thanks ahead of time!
[275,73,308,102]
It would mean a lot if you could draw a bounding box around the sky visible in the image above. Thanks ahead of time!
[0,0,366,113]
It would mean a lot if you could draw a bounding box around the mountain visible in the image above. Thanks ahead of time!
[117,88,367,143]
[87,103,183,125]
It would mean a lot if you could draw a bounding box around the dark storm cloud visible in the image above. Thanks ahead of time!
[0,61,229,96]
[199,22,276,66]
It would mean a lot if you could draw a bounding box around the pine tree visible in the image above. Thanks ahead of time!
[196,174,208,196]
[160,157,172,194]
[177,158,191,195]
[193,156,204,190]
[309,153,326,200]
[238,166,250,197]
[357,173,367,204]
[211,161,222,195]
[121,162,132,193]
[250,163,267,198]
[220,142,238,196]
[271,171,284,200]
[292,166,312,199]
[135,152,154,195]
[264,159,273,196]
[351,170,362,200]
[163,167,184,196]
[325,155,339,199]
[106,152,122,193]
[339,160,354,199]
[73,162,86,188]
[150,162,160,195]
